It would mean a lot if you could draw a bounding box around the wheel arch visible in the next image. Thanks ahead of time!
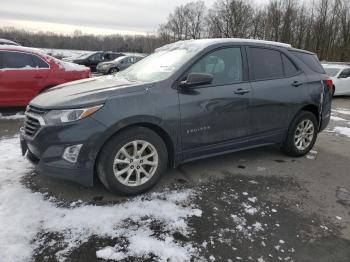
[93,120,177,184]
[298,104,319,123]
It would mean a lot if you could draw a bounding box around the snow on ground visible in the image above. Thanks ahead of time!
[332,108,350,116]
[0,137,202,261]
[0,112,25,120]
[331,115,347,122]
[333,127,350,138]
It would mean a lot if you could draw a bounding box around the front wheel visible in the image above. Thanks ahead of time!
[108,67,119,74]
[283,111,318,157]
[97,127,168,195]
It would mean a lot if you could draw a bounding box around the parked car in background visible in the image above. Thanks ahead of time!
[63,51,124,72]
[96,54,146,74]
[323,63,350,96]
[0,38,20,46]
[20,39,332,195]
[0,46,91,107]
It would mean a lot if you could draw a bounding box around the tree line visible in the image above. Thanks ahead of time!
[159,0,350,61]
[1,0,349,61]
[0,28,165,54]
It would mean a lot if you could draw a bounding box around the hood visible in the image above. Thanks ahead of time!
[30,76,147,109]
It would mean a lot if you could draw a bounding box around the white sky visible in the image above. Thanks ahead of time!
[0,0,268,35]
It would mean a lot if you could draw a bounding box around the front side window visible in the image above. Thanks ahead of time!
[188,47,243,85]
[250,47,284,81]
[90,53,103,62]
[339,68,350,78]
[2,51,34,69]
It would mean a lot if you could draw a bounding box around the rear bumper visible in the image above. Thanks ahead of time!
[20,117,107,187]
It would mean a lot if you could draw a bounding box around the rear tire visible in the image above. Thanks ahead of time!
[97,126,168,195]
[283,111,318,157]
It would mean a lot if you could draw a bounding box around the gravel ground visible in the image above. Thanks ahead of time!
[0,97,349,262]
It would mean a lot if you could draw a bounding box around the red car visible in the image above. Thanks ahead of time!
[0,46,91,107]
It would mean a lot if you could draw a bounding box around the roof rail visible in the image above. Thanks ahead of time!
[235,38,292,48]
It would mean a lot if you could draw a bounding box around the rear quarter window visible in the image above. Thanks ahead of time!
[291,51,325,74]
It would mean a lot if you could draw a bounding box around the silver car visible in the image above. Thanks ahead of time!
[96,55,146,74]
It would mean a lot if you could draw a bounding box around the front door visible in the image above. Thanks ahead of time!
[178,47,252,159]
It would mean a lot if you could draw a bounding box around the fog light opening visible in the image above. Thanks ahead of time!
[62,144,83,163]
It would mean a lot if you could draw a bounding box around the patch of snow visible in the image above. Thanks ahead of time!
[57,60,89,72]
[336,216,342,220]
[333,109,350,115]
[96,246,126,261]
[331,115,347,122]
[248,197,257,203]
[242,203,258,215]
[0,137,201,261]
[0,112,25,120]
[333,127,350,137]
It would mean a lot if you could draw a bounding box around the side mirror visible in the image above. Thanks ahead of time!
[179,73,213,88]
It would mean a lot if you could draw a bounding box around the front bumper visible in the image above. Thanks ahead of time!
[20,117,107,186]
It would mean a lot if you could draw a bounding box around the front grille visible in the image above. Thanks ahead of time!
[24,105,47,136]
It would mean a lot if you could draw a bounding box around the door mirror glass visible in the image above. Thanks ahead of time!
[180,73,213,88]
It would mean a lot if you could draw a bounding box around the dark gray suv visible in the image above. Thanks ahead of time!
[20,39,332,195]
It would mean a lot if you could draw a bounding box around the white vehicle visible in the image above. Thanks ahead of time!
[323,64,350,96]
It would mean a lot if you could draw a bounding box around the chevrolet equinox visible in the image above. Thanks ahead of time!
[20,39,332,195]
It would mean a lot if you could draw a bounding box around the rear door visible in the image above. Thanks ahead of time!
[0,51,50,106]
[247,46,307,136]
[179,46,253,159]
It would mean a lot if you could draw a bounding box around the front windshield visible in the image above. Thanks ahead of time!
[113,56,126,62]
[118,49,198,82]
[324,67,341,77]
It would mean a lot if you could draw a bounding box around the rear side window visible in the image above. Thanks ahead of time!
[291,51,325,74]
[189,47,243,86]
[282,54,298,77]
[250,48,284,80]
[2,51,34,69]
[31,55,49,68]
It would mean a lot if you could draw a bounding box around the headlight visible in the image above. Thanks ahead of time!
[43,105,103,125]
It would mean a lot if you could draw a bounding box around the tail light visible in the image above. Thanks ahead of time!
[324,78,333,90]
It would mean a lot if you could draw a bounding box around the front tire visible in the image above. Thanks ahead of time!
[283,111,318,157]
[108,67,119,74]
[97,126,168,195]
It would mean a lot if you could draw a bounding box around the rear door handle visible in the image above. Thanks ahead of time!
[234,88,250,95]
[292,81,303,87]
[34,75,43,79]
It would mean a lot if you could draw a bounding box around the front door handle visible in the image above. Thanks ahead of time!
[34,75,43,79]
[234,88,250,95]
[292,81,303,87]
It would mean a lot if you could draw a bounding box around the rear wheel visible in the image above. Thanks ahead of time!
[332,86,335,96]
[283,111,318,157]
[97,127,168,195]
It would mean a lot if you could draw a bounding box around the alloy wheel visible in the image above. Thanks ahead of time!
[294,119,315,151]
[113,140,159,187]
